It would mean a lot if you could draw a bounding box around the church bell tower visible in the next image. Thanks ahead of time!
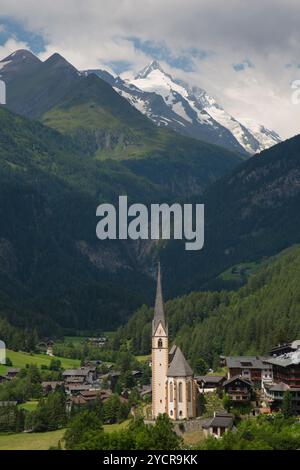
[152,263,168,418]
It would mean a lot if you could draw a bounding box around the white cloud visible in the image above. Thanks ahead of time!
[0,0,300,137]
[0,37,31,59]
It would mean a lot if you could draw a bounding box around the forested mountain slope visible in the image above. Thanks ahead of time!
[114,246,300,368]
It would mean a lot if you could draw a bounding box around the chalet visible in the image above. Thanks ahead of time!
[263,382,300,413]
[202,411,234,438]
[87,337,107,347]
[265,349,300,388]
[62,367,96,384]
[140,384,152,399]
[225,356,273,387]
[65,376,85,384]
[65,384,94,395]
[41,381,64,394]
[6,368,21,379]
[223,375,253,402]
[70,389,112,405]
[196,375,226,394]
[263,349,300,413]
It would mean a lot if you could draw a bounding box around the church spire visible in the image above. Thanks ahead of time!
[153,262,166,333]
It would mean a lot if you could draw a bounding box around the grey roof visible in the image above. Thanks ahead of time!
[224,375,252,387]
[291,340,300,350]
[225,356,272,370]
[202,411,234,429]
[62,368,90,377]
[268,382,290,392]
[152,263,166,334]
[167,346,193,377]
[196,375,225,384]
[265,349,300,367]
[7,368,21,374]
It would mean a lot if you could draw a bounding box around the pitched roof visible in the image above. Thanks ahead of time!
[152,263,166,334]
[196,375,226,384]
[202,411,234,429]
[62,368,90,377]
[223,375,253,387]
[167,346,193,377]
[265,349,300,367]
[268,382,290,392]
[225,356,272,370]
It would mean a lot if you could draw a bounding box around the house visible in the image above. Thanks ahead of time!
[263,349,300,413]
[140,384,152,399]
[269,339,300,357]
[62,367,96,384]
[65,384,94,395]
[196,375,226,394]
[71,389,112,405]
[6,368,21,379]
[41,381,64,394]
[265,349,300,388]
[202,411,234,438]
[225,356,273,387]
[223,375,253,402]
[263,382,300,413]
[87,337,107,347]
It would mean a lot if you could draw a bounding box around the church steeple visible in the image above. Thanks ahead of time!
[153,262,166,334]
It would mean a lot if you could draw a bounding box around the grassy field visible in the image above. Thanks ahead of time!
[219,261,264,282]
[1,349,80,375]
[135,355,151,363]
[183,429,206,446]
[18,401,39,412]
[0,429,66,450]
[0,421,130,450]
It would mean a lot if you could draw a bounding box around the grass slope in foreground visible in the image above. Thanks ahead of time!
[0,349,80,375]
[0,421,130,450]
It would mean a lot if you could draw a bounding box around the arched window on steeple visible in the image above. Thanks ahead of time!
[187,381,192,402]
[158,338,163,348]
[170,383,174,402]
[178,382,183,403]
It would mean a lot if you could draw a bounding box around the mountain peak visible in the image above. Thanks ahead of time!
[1,49,40,64]
[135,60,165,79]
[44,53,78,72]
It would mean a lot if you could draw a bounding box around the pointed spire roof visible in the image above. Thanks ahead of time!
[152,262,166,334]
[167,346,193,377]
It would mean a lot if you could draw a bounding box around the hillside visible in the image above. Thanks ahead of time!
[114,245,300,368]
[159,134,300,296]
[1,49,244,169]
[0,103,244,335]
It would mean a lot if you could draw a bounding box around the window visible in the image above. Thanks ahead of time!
[178,382,183,403]
[187,381,192,402]
[170,383,174,402]
[158,338,163,348]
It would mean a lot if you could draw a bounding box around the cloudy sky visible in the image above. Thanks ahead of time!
[0,0,300,138]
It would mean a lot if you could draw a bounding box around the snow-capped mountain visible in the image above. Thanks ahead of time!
[84,61,281,155]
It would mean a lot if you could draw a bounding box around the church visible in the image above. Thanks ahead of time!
[152,264,197,420]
